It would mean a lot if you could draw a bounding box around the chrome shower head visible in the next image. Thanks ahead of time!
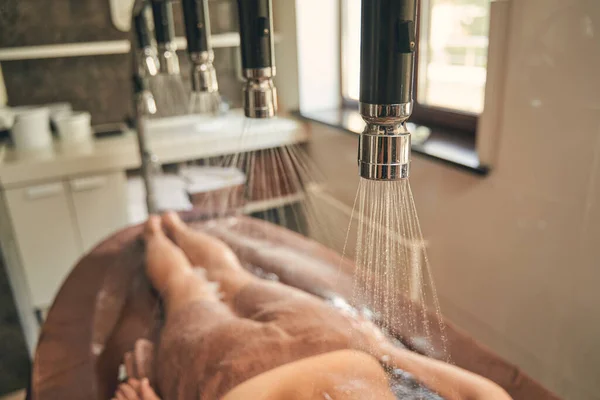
[358,0,417,180]
[358,104,412,180]
[236,0,278,119]
[151,0,181,75]
[182,0,219,94]
[134,2,160,78]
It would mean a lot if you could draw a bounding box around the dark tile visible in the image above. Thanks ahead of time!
[3,54,133,125]
[0,0,127,47]
[1,0,240,125]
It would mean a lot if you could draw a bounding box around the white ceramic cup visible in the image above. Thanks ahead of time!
[55,111,93,144]
[11,107,53,151]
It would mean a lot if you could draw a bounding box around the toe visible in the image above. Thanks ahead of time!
[162,211,185,234]
[141,378,162,400]
[144,215,162,238]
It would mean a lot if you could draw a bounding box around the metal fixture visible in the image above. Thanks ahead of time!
[149,0,189,118]
[236,0,278,119]
[132,74,159,214]
[132,0,160,214]
[358,0,417,180]
[134,3,159,78]
[182,0,221,114]
[151,0,180,75]
[182,0,218,93]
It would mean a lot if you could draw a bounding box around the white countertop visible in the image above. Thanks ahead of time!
[0,111,308,189]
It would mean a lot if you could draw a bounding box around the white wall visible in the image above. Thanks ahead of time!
[308,0,600,398]
[295,0,341,112]
[420,2,600,398]
[273,0,300,111]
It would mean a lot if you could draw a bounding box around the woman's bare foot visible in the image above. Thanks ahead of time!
[161,212,254,299]
[144,215,220,313]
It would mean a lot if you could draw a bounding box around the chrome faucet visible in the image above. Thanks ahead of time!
[358,0,418,180]
[236,0,278,119]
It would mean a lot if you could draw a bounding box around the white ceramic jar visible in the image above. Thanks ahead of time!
[11,107,53,151]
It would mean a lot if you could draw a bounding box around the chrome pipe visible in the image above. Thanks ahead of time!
[134,83,159,214]
[132,1,160,214]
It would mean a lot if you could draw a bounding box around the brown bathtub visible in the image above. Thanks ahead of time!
[30,216,559,400]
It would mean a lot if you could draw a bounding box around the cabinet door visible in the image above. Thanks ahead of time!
[4,182,82,308]
[69,172,129,252]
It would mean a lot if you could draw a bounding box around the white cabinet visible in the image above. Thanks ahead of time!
[4,182,81,309]
[2,172,129,312]
[70,172,128,252]
[0,193,39,355]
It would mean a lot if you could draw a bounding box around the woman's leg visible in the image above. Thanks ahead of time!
[157,214,510,400]
[144,215,220,315]
[162,212,254,303]
[144,216,244,399]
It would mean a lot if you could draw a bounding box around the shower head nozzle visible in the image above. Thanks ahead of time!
[151,0,181,75]
[242,68,278,119]
[190,52,219,94]
[358,104,411,181]
[236,0,278,119]
[182,0,220,95]
[358,0,417,180]
[133,2,160,77]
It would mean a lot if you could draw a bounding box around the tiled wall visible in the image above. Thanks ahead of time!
[0,0,243,125]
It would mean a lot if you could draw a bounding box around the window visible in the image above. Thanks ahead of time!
[341,0,491,133]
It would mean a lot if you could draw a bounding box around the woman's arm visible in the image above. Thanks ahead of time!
[382,344,512,400]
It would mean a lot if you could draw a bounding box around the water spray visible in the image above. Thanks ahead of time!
[236,0,278,119]
[150,0,189,117]
[358,0,417,180]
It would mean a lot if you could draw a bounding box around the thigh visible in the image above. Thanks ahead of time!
[231,279,323,320]
[156,300,238,399]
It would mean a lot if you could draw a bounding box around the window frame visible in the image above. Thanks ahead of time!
[340,0,480,136]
